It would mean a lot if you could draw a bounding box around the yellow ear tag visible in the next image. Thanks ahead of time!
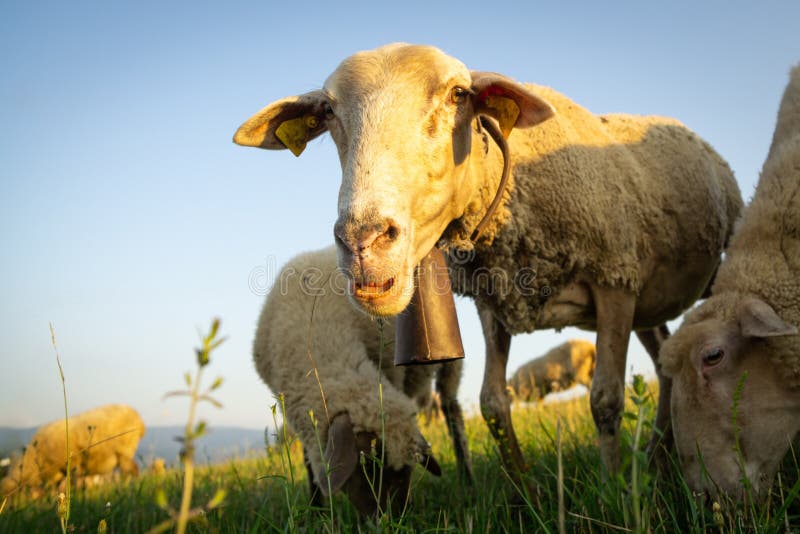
[484,96,520,138]
[275,117,311,157]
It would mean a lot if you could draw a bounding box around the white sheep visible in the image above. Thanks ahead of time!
[1,404,145,497]
[660,64,800,499]
[252,245,472,515]
[234,43,742,484]
[508,340,596,403]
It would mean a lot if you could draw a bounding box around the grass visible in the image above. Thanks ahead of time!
[2,380,799,533]
[50,322,72,533]
[1,320,797,532]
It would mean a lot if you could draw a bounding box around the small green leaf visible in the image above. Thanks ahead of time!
[208,336,227,352]
[195,421,207,437]
[155,489,168,509]
[184,372,192,387]
[633,374,646,397]
[208,318,221,340]
[196,348,209,367]
[210,376,223,391]
[163,390,191,400]
[207,488,227,509]
[198,394,223,408]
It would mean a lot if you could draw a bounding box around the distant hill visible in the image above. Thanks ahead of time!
[137,426,269,466]
[0,425,269,468]
[0,427,37,457]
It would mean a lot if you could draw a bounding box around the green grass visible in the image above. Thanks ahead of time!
[2,382,799,533]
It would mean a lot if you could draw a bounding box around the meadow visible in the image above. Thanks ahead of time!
[2,377,798,533]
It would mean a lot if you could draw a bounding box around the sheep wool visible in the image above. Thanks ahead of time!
[1,404,145,495]
[663,65,800,387]
[508,339,596,402]
[253,246,443,480]
[448,85,742,335]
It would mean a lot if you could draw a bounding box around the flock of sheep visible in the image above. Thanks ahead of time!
[3,43,797,520]
[235,43,800,513]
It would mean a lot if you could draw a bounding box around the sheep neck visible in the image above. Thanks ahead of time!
[442,118,510,250]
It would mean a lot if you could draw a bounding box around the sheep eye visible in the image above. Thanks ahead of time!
[450,86,468,104]
[324,104,335,120]
[701,347,725,368]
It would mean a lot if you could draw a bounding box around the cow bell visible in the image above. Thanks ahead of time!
[394,247,465,366]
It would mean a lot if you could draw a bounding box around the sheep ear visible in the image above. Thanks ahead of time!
[415,431,442,476]
[737,296,798,338]
[470,71,555,137]
[233,90,329,156]
[317,413,359,496]
[418,452,442,476]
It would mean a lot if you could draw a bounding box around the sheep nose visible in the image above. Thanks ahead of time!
[334,217,401,255]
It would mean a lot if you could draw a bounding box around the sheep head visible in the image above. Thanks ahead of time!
[316,412,440,516]
[234,43,554,316]
[659,293,800,500]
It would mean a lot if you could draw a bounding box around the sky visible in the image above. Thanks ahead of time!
[1,1,798,432]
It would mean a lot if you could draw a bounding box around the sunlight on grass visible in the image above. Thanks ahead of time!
[2,378,798,532]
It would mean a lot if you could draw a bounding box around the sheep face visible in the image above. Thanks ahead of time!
[660,294,800,500]
[339,432,414,516]
[234,43,554,316]
[318,412,440,515]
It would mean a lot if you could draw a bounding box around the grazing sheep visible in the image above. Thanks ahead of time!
[234,43,742,483]
[1,404,145,497]
[660,64,800,499]
[508,340,596,402]
[252,245,472,515]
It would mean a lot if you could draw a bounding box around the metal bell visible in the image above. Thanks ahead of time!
[394,247,465,366]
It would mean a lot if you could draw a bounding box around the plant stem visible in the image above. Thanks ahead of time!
[631,402,644,534]
[51,323,70,533]
[557,419,565,534]
[176,365,203,534]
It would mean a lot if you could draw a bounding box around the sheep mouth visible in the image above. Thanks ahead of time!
[353,277,395,299]
[346,262,415,316]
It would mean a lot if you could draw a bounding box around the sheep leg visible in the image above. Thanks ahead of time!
[589,285,636,474]
[436,360,474,484]
[635,324,674,464]
[303,446,324,508]
[477,305,528,481]
[117,455,139,477]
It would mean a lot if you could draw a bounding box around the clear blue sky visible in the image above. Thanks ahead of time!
[1,1,798,430]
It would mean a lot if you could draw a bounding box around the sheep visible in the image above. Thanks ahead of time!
[659,64,800,500]
[252,245,472,515]
[1,404,145,497]
[508,340,596,403]
[233,43,743,484]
